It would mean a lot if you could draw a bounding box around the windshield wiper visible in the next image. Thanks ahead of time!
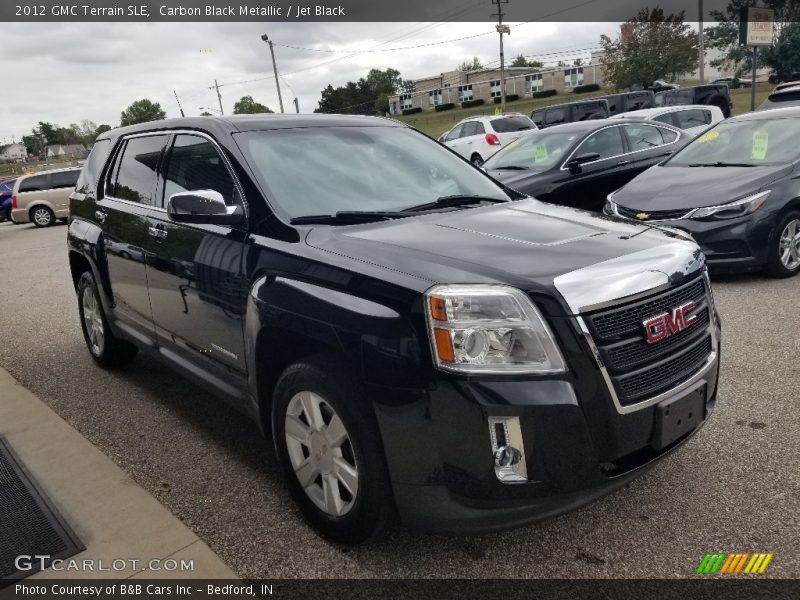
[688,162,755,167]
[290,211,408,225]
[493,165,531,170]
[402,195,509,213]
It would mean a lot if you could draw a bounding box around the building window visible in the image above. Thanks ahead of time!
[525,74,544,94]
[490,80,502,98]
[458,84,473,102]
[564,67,585,88]
[429,89,443,106]
[401,94,413,110]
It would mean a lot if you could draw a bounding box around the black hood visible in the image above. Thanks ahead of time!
[613,163,793,210]
[305,199,696,307]
[487,168,549,192]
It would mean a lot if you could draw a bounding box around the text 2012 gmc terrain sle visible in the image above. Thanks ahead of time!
[67,115,721,543]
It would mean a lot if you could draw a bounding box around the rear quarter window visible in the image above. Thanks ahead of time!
[75,139,112,197]
[51,170,80,189]
[18,175,50,193]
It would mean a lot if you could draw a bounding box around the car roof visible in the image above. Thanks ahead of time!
[768,84,800,96]
[529,119,633,134]
[608,105,718,119]
[458,113,529,123]
[732,105,800,120]
[97,114,407,141]
[17,166,82,179]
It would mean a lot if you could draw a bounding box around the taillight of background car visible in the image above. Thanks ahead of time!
[485,133,501,146]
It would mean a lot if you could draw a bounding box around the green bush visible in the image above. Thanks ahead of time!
[460,99,485,109]
[493,94,520,104]
[435,103,455,112]
[532,89,557,99]
[401,107,422,115]
[572,83,601,94]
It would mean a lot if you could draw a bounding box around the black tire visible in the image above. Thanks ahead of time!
[765,210,800,278]
[470,154,484,167]
[77,271,138,367]
[30,205,55,227]
[272,355,393,544]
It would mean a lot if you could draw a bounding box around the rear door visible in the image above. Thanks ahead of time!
[49,170,80,217]
[99,133,170,338]
[620,123,681,173]
[144,132,249,396]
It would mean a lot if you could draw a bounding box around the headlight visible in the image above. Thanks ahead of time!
[425,285,566,374]
[603,200,618,216]
[688,190,770,220]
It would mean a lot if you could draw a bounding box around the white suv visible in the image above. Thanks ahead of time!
[439,114,536,166]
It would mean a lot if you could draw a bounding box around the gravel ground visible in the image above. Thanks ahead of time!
[1,221,798,579]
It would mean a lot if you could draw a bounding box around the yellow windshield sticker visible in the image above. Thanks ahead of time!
[533,144,548,162]
[751,131,768,160]
[697,130,720,143]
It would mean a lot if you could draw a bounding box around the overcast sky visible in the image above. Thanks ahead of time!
[0,21,615,144]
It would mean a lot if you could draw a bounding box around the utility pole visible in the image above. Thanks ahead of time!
[698,0,705,83]
[213,80,224,115]
[293,97,299,113]
[261,34,285,113]
[492,0,510,115]
[173,89,186,117]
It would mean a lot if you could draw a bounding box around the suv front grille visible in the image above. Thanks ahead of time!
[584,275,713,406]
[616,205,692,221]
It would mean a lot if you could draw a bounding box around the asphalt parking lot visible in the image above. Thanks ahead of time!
[1,220,798,579]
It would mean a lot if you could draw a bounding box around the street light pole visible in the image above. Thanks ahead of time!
[698,0,705,83]
[492,0,510,115]
[261,34,285,113]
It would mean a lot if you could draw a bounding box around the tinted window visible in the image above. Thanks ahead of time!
[653,113,676,126]
[575,127,625,159]
[163,135,236,207]
[111,135,169,204]
[473,122,485,135]
[18,175,49,193]
[530,110,545,127]
[623,124,667,151]
[51,170,80,189]
[660,127,679,143]
[462,122,480,137]
[76,139,112,196]
[675,109,712,129]
[491,116,534,133]
[573,103,607,121]
[545,108,566,125]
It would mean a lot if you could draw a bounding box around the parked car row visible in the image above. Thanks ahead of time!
[0,167,81,226]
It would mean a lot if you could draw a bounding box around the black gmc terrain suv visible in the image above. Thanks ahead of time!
[67,115,721,543]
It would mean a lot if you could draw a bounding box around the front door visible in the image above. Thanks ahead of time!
[144,133,248,395]
[99,134,170,337]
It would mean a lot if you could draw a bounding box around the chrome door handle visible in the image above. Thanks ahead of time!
[617,160,631,166]
[94,210,107,224]
[148,226,168,241]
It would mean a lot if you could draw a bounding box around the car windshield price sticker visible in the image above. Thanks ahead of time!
[533,144,548,162]
[751,131,769,160]
[697,130,720,144]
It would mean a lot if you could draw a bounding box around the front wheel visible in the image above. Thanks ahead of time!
[765,211,800,278]
[272,356,393,544]
[31,206,55,227]
[77,271,138,367]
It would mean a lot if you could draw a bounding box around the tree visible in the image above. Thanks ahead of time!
[511,54,543,68]
[233,95,273,114]
[705,0,800,77]
[199,111,213,116]
[36,122,60,145]
[763,22,800,76]
[457,57,484,71]
[95,124,112,137]
[120,99,166,127]
[315,68,408,115]
[600,7,699,89]
[21,133,45,157]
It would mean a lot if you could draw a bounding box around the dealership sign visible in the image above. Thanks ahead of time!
[739,7,775,46]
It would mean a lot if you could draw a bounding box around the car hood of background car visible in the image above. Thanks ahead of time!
[614,163,793,210]
[487,168,550,192]
[305,198,698,311]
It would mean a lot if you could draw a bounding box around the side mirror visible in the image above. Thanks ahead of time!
[167,190,243,225]
[566,152,600,174]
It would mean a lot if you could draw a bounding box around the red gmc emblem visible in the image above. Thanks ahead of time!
[642,302,698,344]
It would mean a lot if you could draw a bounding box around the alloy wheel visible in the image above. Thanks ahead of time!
[284,391,359,517]
[82,285,105,356]
[33,208,52,226]
[778,219,800,271]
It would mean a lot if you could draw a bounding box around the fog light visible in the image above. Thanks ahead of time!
[487,416,528,483]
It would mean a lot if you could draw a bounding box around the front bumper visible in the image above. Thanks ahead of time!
[372,329,720,534]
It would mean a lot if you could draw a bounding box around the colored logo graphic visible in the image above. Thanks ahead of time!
[696,552,774,574]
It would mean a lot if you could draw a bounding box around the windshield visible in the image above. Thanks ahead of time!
[483,129,582,170]
[668,117,800,167]
[236,126,509,219]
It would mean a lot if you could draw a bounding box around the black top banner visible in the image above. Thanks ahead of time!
[1,0,736,22]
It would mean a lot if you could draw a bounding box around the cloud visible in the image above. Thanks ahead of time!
[0,21,611,143]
